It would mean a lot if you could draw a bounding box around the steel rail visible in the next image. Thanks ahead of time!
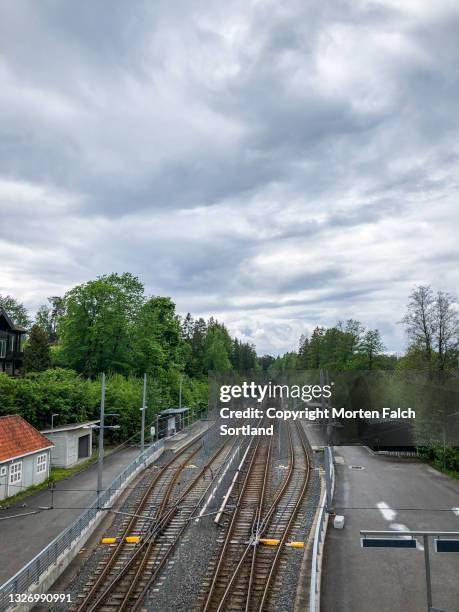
[214,434,273,612]
[201,434,267,612]
[211,422,295,612]
[202,419,311,612]
[85,431,241,612]
[75,427,214,612]
[256,420,311,611]
[128,436,248,612]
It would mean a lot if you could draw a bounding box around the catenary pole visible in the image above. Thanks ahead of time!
[97,373,106,502]
[141,373,147,453]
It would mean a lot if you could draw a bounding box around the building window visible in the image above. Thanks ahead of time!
[9,461,22,485]
[10,334,15,351]
[0,339,6,358]
[37,454,47,474]
[0,466,6,477]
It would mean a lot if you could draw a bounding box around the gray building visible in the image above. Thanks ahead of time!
[0,415,53,501]
[40,421,99,468]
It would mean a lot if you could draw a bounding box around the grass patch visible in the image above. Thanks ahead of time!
[427,460,459,479]
[0,481,48,509]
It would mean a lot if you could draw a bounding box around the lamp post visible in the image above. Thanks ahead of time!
[140,373,147,454]
[97,373,106,499]
[85,374,120,505]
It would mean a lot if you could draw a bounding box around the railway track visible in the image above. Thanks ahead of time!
[74,436,214,612]
[70,417,311,612]
[198,420,311,612]
[73,428,222,612]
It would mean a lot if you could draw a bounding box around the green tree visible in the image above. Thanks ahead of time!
[357,329,385,369]
[132,297,182,377]
[401,285,435,370]
[35,296,64,342]
[308,327,326,368]
[258,354,275,371]
[0,294,31,328]
[24,324,51,372]
[181,315,208,377]
[59,273,144,376]
[434,291,459,372]
[35,305,53,338]
[204,322,232,371]
[231,339,258,371]
[298,334,310,369]
[401,285,459,374]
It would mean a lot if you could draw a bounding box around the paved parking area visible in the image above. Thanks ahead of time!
[321,446,459,612]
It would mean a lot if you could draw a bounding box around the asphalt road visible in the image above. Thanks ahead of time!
[321,446,459,612]
[0,446,140,585]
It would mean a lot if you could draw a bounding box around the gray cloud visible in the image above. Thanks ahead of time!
[0,0,458,355]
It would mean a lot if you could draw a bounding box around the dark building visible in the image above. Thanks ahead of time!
[0,307,27,376]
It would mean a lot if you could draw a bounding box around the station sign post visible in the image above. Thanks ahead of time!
[360,530,459,612]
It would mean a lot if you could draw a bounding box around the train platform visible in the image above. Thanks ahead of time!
[163,418,214,452]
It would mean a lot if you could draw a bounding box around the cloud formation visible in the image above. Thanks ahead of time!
[0,0,458,354]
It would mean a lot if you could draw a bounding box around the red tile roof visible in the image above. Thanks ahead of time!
[0,415,53,463]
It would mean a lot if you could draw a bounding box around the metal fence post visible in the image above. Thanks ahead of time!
[423,535,432,611]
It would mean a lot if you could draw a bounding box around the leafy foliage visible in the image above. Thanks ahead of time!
[24,324,51,373]
[59,273,144,376]
[0,294,31,328]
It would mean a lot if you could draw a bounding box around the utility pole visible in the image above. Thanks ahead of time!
[97,373,106,501]
[140,373,147,453]
[179,375,182,410]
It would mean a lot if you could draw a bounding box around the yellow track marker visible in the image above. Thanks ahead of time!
[259,539,280,546]
[287,541,304,548]
[125,536,141,543]
[101,537,117,544]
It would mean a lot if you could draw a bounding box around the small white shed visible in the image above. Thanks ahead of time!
[40,421,99,468]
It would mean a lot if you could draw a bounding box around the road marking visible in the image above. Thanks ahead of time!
[377,502,396,521]
[389,523,411,538]
[452,507,459,517]
[389,523,423,551]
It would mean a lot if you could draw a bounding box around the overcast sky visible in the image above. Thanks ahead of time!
[1,1,458,355]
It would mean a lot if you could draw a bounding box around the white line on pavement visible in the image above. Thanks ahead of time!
[388,522,423,550]
[377,502,397,521]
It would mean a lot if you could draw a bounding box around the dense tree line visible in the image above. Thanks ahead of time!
[0,274,258,439]
[1,281,458,470]
[265,320,394,375]
[264,285,459,377]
